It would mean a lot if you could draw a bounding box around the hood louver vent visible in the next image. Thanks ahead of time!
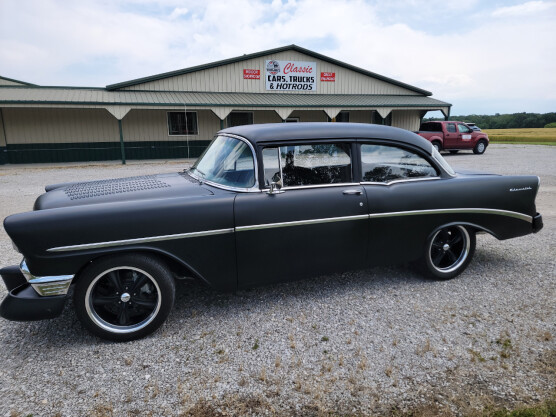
[64,176,171,200]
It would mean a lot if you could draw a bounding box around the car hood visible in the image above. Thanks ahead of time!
[34,172,214,210]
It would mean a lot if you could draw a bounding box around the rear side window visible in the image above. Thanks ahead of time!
[262,143,352,187]
[446,123,457,133]
[361,144,438,183]
[419,122,442,132]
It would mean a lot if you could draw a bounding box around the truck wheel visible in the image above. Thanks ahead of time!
[74,253,175,342]
[416,225,476,280]
[432,141,442,152]
[473,140,487,155]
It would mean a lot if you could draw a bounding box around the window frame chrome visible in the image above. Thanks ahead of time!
[188,133,261,193]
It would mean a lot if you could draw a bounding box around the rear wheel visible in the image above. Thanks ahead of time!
[417,225,476,280]
[432,141,442,152]
[473,140,487,154]
[74,254,175,342]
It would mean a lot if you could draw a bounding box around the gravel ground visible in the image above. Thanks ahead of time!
[0,145,554,417]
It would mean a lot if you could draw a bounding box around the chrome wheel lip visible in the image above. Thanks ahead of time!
[85,266,162,334]
[428,226,470,274]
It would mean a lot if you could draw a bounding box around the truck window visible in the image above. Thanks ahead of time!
[419,122,442,132]
[446,124,457,133]
[457,124,472,133]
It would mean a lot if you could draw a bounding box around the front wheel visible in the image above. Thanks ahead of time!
[473,140,487,155]
[74,254,175,342]
[417,225,476,280]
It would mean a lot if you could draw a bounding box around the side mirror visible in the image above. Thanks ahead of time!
[267,180,284,195]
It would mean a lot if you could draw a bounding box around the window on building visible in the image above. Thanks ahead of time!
[227,112,254,127]
[336,111,350,122]
[167,112,198,135]
[372,111,392,126]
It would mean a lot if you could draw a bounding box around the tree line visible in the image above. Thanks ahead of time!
[424,112,556,129]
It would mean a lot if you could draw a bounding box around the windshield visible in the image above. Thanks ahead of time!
[190,135,256,189]
[431,147,456,176]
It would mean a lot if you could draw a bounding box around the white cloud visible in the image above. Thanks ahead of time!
[492,1,555,17]
[0,0,554,114]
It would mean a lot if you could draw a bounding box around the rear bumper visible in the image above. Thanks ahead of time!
[0,265,68,321]
[533,213,543,233]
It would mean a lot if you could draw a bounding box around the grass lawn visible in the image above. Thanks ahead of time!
[483,128,556,145]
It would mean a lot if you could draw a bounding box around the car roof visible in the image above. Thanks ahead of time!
[219,122,432,153]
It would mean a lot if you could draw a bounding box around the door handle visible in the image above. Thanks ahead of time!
[343,189,362,195]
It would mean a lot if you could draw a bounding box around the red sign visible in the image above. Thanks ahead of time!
[321,72,335,82]
[243,69,260,79]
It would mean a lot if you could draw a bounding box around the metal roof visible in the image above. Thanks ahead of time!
[105,45,434,96]
[0,76,37,86]
[0,86,451,108]
[221,122,432,152]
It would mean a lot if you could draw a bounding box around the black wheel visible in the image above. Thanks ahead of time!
[473,140,487,154]
[432,141,442,152]
[74,254,175,342]
[449,150,459,154]
[418,225,476,280]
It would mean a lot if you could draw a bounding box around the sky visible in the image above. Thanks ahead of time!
[1,0,555,116]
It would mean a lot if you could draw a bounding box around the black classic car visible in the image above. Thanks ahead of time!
[1,123,543,341]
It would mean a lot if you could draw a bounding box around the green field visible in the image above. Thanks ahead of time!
[483,128,556,145]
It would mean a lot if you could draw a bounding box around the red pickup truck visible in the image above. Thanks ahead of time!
[417,121,489,154]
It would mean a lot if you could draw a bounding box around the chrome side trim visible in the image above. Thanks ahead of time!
[236,214,369,232]
[20,259,74,296]
[361,177,441,186]
[368,208,533,223]
[47,228,235,253]
[283,182,360,191]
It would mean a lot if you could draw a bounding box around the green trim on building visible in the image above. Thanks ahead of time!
[4,141,211,164]
[0,146,7,165]
[105,45,433,96]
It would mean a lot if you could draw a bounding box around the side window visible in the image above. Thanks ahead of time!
[361,144,438,183]
[457,123,472,133]
[262,147,281,186]
[446,123,457,133]
[262,143,352,187]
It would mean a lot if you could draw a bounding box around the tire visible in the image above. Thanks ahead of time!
[417,225,476,280]
[449,150,459,154]
[74,253,175,342]
[432,141,442,152]
[473,140,487,155]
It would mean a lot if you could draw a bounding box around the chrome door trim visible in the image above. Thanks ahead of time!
[361,177,441,186]
[47,228,235,253]
[368,208,533,223]
[236,214,369,232]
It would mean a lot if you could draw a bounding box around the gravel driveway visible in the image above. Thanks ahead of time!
[0,144,554,416]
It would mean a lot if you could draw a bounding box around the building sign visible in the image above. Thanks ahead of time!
[265,60,316,91]
[243,69,260,79]
[320,72,335,82]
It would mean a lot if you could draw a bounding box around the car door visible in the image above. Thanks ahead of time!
[444,123,458,148]
[456,123,474,148]
[359,142,443,266]
[234,141,368,288]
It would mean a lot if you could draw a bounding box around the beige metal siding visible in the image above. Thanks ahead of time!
[391,110,421,131]
[123,109,219,142]
[2,108,118,144]
[122,50,420,96]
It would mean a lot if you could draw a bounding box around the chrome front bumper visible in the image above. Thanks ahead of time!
[20,260,74,296]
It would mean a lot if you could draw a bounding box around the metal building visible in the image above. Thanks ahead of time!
[0,45,451,164]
